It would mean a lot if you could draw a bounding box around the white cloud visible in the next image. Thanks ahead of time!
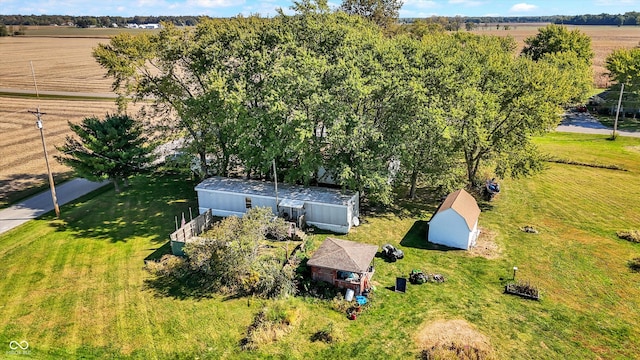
[509,2,537,12]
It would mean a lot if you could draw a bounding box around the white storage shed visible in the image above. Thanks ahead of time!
[195,176,360,234]
[428,189,481,250]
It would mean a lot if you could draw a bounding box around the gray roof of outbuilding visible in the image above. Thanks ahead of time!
[195,176,356,206]
[307,238,378,273]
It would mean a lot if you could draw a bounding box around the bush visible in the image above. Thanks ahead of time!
[628,258,640,272]
[617,230,640,243]
[253,260,297,299]
[145,254,188,278]
[161,207,300,298]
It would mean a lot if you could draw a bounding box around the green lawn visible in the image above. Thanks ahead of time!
[1,132,640,359]
[596,114,640,132]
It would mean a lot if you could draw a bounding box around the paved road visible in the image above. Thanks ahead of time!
[0,178,109,235]
[0,87,117,99]
[556,112,640,138]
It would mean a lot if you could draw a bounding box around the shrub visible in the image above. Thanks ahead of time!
[628,258,640,272]
[253,260,297,299]
[617,230,640,243]
[145,254,188,279]
[150,207,300,298]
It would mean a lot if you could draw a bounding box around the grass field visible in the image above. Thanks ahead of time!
[1,132,639,359]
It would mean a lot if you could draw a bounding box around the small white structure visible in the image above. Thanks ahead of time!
[195,176,360,234]
[428,189,480,250]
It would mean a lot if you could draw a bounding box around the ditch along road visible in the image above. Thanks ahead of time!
[0,90,638,235]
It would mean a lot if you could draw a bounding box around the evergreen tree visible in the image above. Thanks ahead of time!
[56,114,154,192]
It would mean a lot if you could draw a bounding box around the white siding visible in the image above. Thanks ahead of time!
[196,184,359,234]
[428,209,472,250]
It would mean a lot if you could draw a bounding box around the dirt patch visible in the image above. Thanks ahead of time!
[626,145,640,154]
[469,228,501,259]
[416,319,493,358]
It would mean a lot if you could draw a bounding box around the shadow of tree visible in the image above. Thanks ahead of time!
[143,273,215,300]
[0,171,74,207]
[53,174,199,243]
[400,220,461,252]
[361,186,442,221]
[144,241,172,262]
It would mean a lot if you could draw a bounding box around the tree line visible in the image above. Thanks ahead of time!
[59,0,592,204]
[0,15,202,27]
[4,11,640,28]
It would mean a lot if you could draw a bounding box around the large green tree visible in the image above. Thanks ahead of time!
[606,47,640,86]
[339,0,403,31]
[93,19,265,178]
[55,114,154,192]
[521,24,593,103]
[605,47,640,118]
[521,24,594,63]
[432,33,577,185]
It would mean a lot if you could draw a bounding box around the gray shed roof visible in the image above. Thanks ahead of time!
[307,238,378,273]
[195,176,356,206]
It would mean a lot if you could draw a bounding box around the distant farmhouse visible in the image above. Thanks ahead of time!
[126,23,161,29]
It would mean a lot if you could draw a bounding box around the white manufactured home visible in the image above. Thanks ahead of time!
[195,176,360,234]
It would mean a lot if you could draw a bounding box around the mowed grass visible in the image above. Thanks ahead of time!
[1,132,640,358]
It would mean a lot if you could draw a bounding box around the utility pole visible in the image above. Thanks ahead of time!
[30,61,60,218]
[613,83,624,140]
[273,159,279,215]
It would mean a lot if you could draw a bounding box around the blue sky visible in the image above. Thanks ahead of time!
[1,0,639,18]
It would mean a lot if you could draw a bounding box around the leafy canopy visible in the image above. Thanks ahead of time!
[522,24,594,64]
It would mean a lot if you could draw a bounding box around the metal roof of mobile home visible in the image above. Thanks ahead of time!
[195,176,356,206]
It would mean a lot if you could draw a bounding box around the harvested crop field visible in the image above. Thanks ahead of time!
[0,37,113,94]
[0,96,121,206]
[473,24,640,88]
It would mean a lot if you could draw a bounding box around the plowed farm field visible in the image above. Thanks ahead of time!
[0,97,121,206]
[472,24,640,88]
[0,37,113,94]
